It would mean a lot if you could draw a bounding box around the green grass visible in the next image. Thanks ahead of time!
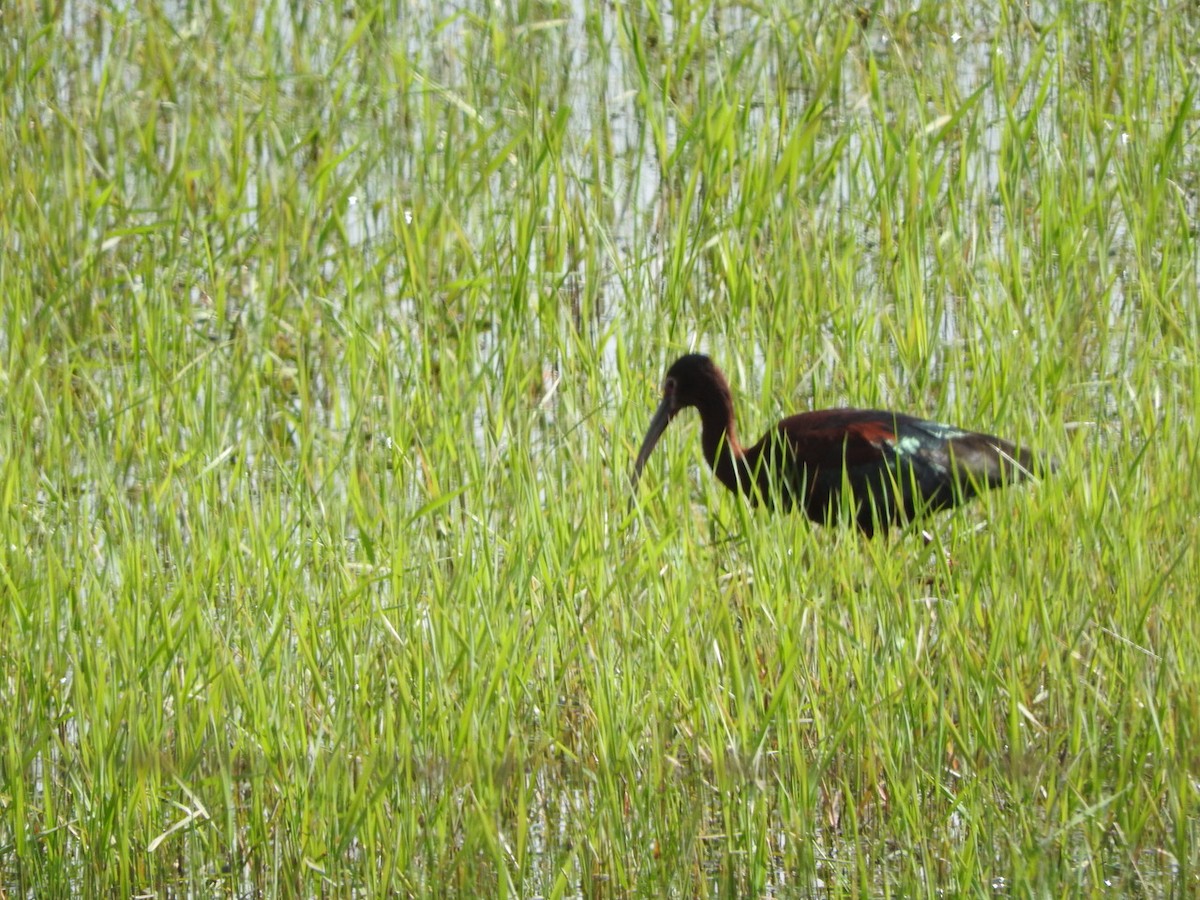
[2,0,1198,895]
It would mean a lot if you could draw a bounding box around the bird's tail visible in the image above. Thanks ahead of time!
[949,433,1054,491]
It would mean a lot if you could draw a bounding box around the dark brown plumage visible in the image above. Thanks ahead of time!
[632,354,1050,536]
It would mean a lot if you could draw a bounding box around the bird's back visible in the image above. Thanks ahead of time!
[753,409,1045,535]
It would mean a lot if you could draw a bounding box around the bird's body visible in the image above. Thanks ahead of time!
[632,354,1049,536]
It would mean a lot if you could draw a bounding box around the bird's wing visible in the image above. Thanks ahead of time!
[775,410,899,468]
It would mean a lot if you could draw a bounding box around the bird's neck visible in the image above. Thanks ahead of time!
[697,397,756,496]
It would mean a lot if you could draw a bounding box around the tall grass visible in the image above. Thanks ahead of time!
[2,0,1197,895]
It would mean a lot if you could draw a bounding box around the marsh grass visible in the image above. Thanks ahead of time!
[2,0,1198,895]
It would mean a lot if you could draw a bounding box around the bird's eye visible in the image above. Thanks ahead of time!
[664,377,676,395]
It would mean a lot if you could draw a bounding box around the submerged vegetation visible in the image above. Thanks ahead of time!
[1,0,1198,895]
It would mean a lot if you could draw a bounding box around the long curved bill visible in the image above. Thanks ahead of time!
[631,397,675,492]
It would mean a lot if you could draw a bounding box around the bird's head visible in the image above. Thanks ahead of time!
[631,354,725,491]
[661,353,723,412]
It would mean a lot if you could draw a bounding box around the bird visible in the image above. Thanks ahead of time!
[631,354,1050,536]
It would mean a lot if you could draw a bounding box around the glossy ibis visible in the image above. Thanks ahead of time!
[632,354,1049,536]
